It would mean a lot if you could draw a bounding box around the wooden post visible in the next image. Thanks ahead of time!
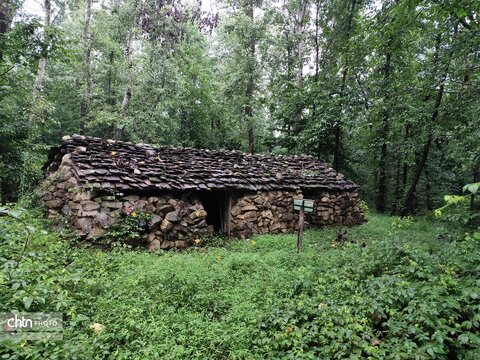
[226,193,232,237]
[297,206,304,253]
[293,198,313,253]
[220,193,225,233]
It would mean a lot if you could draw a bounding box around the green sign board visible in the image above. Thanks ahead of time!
[294,198,315,253]
[293,198,315,213]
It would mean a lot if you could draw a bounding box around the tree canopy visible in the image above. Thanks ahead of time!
[1,0,479,214]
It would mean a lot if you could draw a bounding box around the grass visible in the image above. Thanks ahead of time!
[1,212,479,359]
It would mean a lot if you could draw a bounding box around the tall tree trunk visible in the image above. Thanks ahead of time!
[333,65,348,171]
[375,50,392,213]
[0,0,12,35]
[0,0,14,60]
[401,33,453,215]
[291,0,308,135]
[246,51,254,154]
[401,133,433,216]
[115,30,134,140]
[393,122,411,215]
[294,0,307,87]
[425,162,432,210]
[285,30,292,81]
[107,50,115,106]
[391,157,402,214]
[332,0,356,171]
[401,123,410,188]
[28,0,51,125]
[313,0,320,155]
[245,0,255,154]
[283,0,292,82]
[79,0,93,134]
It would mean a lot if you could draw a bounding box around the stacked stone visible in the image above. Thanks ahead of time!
[39,155,213,251]
[230,190,301,238]
[229,189,366,238]
[40,153,366,250]
[139,195,213,251]
[39,154,77,218]
[41,153,77,219]
[309,191,366,226]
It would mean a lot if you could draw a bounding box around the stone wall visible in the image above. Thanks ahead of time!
[41,154,366,250]
[230,189,365,238]
[40,154,213,251]
[230,191,300,238]
[308,190,366,226]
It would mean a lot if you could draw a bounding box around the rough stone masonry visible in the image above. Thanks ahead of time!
[40,135,366,250]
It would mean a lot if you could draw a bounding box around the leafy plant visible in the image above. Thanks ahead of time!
[390,215,415,230]
[2,210,478,359]
[100,210,153,248]
[435,182,480,227]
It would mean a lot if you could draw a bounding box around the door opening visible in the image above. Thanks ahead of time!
[198,190,230,235]
[197,191,231,234]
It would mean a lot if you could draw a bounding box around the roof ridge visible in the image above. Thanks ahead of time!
[62,134,319,162]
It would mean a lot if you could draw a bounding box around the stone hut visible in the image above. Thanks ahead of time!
[40,135,365,250]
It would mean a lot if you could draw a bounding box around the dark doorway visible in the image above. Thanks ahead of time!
[197,191,230,233]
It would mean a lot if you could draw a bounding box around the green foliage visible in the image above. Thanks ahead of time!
[0,205,82,315]
[253,218,479,359]
[1,209,479,358]
[435,182,480,226]
[101,210,153,248]
[2,0,479,213]
[390,215,415,230]
[0,16,42,202]
[359,200,370,218]
[463,183,480,196]
[435,182,480,250]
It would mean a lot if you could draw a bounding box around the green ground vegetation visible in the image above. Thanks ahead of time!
[1,210,479,359]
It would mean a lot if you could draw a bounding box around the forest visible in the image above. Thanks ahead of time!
[1,0,480,358]
[0,0,478,214]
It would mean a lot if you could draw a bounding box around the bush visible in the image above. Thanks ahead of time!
[252,234,480,359]
[0,209,478,359]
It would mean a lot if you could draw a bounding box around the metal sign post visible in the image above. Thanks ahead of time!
[293,198,314,253]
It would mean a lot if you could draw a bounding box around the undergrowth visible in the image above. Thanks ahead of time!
[0,209,479,359]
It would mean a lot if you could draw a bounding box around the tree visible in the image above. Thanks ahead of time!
[401,21,457,216]
[332,0,358,171]
[0,0,14,59]
[79,0,92,132]
[115,27,133,140]
[244,0,256,153]
[29,0,51,126]
[0,0,479,212]
[217,0,265,153]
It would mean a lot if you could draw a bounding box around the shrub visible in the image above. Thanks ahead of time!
[1,208,478,359]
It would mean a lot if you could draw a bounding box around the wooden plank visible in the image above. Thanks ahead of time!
[226,193,232,237]
[294,198,304,207]
[303,199,314,208]
[219,198,225,233]
[303,206,314,213]
[294,198,314,213]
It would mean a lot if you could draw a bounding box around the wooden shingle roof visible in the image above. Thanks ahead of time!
[45,135,358,192]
